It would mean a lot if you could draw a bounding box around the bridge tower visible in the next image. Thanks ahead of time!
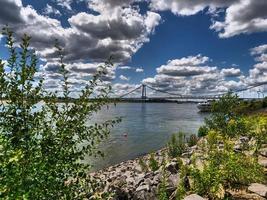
[141,84,147,99]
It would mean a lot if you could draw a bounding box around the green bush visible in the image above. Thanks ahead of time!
[190,135,264,199]
[198,125,209,137]
[0,28,120,199]
[148,153,159,171]
[263,97,267,108]
[138,157,148,172]
[205,92,248,138]
[167,132,186,158]
[187,134,198,147]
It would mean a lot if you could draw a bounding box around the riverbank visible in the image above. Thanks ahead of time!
[90,136,267,199]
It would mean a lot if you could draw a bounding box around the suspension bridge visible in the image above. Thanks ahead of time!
[111,81,267,103]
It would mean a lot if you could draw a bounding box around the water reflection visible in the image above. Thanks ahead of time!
[85,103,208,170]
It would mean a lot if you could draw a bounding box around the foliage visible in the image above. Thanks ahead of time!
[148,153,159,171]
[205,92,248,138]
[138,157,149,172]
[243,115,267,148]
[0,28,120,199]
[263,97,267,108]
[167,132,186,158]
[157,165,168,200]
[187,134,198,147]
[189,132,264,199]
[175,162,187,200]
[198,125,209,137]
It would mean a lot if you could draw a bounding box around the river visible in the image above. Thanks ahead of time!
[84,103,208,170]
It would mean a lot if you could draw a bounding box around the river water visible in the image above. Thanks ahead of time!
[85,103,208,170]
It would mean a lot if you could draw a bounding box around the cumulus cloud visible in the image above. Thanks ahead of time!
[156,55,216,77]
[136,68,144,72]
[55,0,73,10]
[149,0,237,16]
[211,0,267,38]
[149,0,267,38]
[247,44,267,84]
[43,4,61,16]
[112,83,140,97]
[118,66,132,70]
[221,68,241,77]
[119,75,130,81]
[0,0,161,64]
[142,55,246,95]
[0,0,162,94]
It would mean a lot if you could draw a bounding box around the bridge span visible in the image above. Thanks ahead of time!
[112,81,267,102]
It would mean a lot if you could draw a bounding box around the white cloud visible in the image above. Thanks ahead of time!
[210,0,267,38]
[112,83,140,97]
[118,66,132,70]
[247,44,267,84]
[250,44,267,55]
[43,4,61,16]
[149,0,236,16]
[221,68,241,77]
[156,55,216,76]
[55,0,73,10]
[119,75,130,81]
[136,68,144,72]
[150,0,267,38]
[142,55,246,95]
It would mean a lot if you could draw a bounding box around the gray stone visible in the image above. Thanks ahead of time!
[184,194,205,200]
[248,183,267,197]
[239,136,249,143]
[258,156,267,168]
[181,158,191,165]
[166,161,179,173]
[167,174,180,188]
[136,184,150,192]
[259,148,267,157]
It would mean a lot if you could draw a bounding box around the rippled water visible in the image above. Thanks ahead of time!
[85,103,208,170]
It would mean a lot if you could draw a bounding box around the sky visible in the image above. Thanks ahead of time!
[1,0,267,98]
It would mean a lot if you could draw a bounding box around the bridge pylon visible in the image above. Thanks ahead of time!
[141,84,147,99]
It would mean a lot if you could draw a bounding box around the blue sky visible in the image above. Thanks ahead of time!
[1,0,267,97]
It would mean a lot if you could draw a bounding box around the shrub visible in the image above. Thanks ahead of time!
[198,125,209,137]
[190,136,264,199]
[138,157,149,172]
[167,132,186,158]
[157,167,169,200]
[187,134,198,147]
[148,153,159,171]
[205,92,248,138]
[0,28,120,199]
[263,97,267,108]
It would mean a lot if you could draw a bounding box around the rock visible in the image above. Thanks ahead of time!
[248,183,267,197]
[259,148,267,157]
[234,144,242,152]
[215,184,225,199]
[194,158,205,172]
[136,184,150,192]
[181,158,190,165]
[248,138,257,147]
[240,136,249,143]
[258,156,267,168]
[184,194,205,200]
[182,150,193,157]
[167,174,180,188]
[166,161,179,174]
[134,165,143,173]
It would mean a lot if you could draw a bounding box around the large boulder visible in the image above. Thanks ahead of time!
[248,183,267,197]
[166,161,179,174]
[184,194,205,200]
[258,156,267,168]
[259,148,267,157]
